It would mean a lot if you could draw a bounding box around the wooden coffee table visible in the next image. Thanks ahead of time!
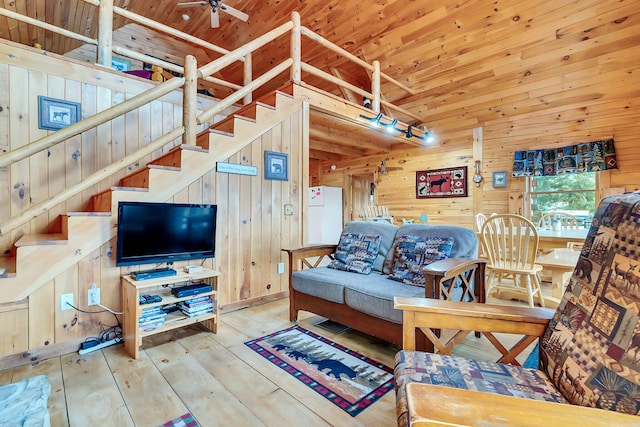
[536,248,580,308]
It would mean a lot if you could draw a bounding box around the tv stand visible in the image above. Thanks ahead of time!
[121,268,220,359]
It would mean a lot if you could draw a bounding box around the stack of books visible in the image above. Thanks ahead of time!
[138,306,167,331]
[178,296,214,317]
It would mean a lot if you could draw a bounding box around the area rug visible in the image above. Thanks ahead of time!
[158,413,199,427]
[244,325,394,417]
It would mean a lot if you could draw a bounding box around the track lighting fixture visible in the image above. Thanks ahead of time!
[359,113,434,143]
[386,119,398,133]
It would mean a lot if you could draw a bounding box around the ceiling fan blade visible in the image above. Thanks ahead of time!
[177,1,208,6]
[210,9,220,28]
[221,4,249,22]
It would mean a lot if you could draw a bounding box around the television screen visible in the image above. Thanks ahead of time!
[116,201,217,267]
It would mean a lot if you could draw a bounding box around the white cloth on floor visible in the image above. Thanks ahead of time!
[0,375,51,427]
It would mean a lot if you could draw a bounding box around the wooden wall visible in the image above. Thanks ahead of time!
[318,98,640,230]
[0,42,304,360]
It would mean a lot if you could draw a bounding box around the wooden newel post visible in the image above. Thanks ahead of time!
[243,53,253,105]
[372,60,381,113]
[97,0,114,67]
[183,55,198,146]
[290,11,301,82]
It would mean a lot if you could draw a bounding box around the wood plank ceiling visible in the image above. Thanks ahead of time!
[1,0,638,161]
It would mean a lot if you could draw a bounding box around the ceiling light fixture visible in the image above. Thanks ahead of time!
[386,119,398,133]
[360,113,434,143]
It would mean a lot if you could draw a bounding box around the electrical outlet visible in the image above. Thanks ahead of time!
[284,204,294,215]
[277,262,285,274]
[88,287,100,306]
[60,293,73,311]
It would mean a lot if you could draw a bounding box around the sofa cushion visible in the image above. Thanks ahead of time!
[291,267,347,304]
[383,224,478,274]
[388,235,454,287]
[342,221,398,272]
[328,232,381,274]
[343,277,425,323]
[394,350,567,427]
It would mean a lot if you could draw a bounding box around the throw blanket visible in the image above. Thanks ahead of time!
[0,375,51,427]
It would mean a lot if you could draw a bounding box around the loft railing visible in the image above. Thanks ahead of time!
[0,5,424,236]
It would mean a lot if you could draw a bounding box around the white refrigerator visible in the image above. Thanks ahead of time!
[308,186,343,244]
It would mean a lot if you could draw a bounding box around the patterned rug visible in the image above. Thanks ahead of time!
[159,413,199,427]
[245,325,394,417]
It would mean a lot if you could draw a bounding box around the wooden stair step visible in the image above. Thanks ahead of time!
[149,146,182,168]
[119,168,151,189]
[0,256,16,278]
[276,81,295,97]
[195,130,212,150]
[232,103,259,120]
[15,233,68,247]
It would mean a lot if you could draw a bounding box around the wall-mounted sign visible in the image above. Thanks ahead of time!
[216,162,258,176]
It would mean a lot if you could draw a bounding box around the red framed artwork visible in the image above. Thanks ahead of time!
[416,166,468,198]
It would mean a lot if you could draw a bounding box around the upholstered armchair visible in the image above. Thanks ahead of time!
[393,192,640,426]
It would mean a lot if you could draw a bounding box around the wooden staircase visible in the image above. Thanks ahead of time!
[0,84,299,304]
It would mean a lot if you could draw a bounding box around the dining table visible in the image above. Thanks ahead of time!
[535,227,589,252]
[535,247,581,308]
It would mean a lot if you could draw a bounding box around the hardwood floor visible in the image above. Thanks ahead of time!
[0,293,540,427]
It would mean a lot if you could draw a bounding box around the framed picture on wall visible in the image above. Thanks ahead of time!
[37,96,81,131]
[492,171,508,188]
[416,166,468,198]
[264,151,288,181]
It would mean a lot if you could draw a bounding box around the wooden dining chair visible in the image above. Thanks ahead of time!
[474,212,487,232]
[538,211,580,229]
[481,214,545,308]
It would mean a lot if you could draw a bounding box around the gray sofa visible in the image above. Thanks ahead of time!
[283,221,486,347]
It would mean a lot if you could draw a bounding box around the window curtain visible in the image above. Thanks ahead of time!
[512,138,617,177]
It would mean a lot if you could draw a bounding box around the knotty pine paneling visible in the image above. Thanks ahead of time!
[320,142,476,229]
[0,42,305,358]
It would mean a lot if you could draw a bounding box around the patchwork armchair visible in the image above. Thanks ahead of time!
[394,192,640,426]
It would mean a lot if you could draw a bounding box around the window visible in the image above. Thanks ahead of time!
[529,173,597,225]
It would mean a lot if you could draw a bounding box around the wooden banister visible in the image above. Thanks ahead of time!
[0,6,425,238]
[0,127,185,235]
[0,77,184,169]
[197,21,295,79]
[197,59,294,125]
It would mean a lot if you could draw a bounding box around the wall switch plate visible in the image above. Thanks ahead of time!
[284,204,294,215]
[88,288,100,306]
[277,262,285,274]
[60,293,73,311]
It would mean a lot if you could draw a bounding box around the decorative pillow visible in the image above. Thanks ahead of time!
[328,232,382,275]
[387,235,453,286]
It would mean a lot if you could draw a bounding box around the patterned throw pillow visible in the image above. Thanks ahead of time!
[328,232,382,275]
[387,235,453,287]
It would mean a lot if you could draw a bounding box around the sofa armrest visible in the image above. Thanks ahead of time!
[394,297,553,362]
[421,257,487,303]
[405,383,638,427]
[282,244,337,272]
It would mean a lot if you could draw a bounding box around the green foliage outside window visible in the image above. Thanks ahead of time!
[530,173,596,224]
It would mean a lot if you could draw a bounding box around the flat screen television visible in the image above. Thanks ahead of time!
[116,201,217,267]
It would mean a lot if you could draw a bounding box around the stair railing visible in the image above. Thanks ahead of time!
[0,9,423,237]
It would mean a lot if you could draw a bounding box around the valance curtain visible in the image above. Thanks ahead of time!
[512,138,617,177]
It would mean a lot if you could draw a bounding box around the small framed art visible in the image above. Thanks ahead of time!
[38,96,81,131]
[264,151,288,181]
[492,171,508,188]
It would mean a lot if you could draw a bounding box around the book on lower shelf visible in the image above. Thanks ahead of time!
[139,306,167,331]
[177,296,215,317]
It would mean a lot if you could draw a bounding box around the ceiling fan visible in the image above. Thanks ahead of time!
[177,0,249,28]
